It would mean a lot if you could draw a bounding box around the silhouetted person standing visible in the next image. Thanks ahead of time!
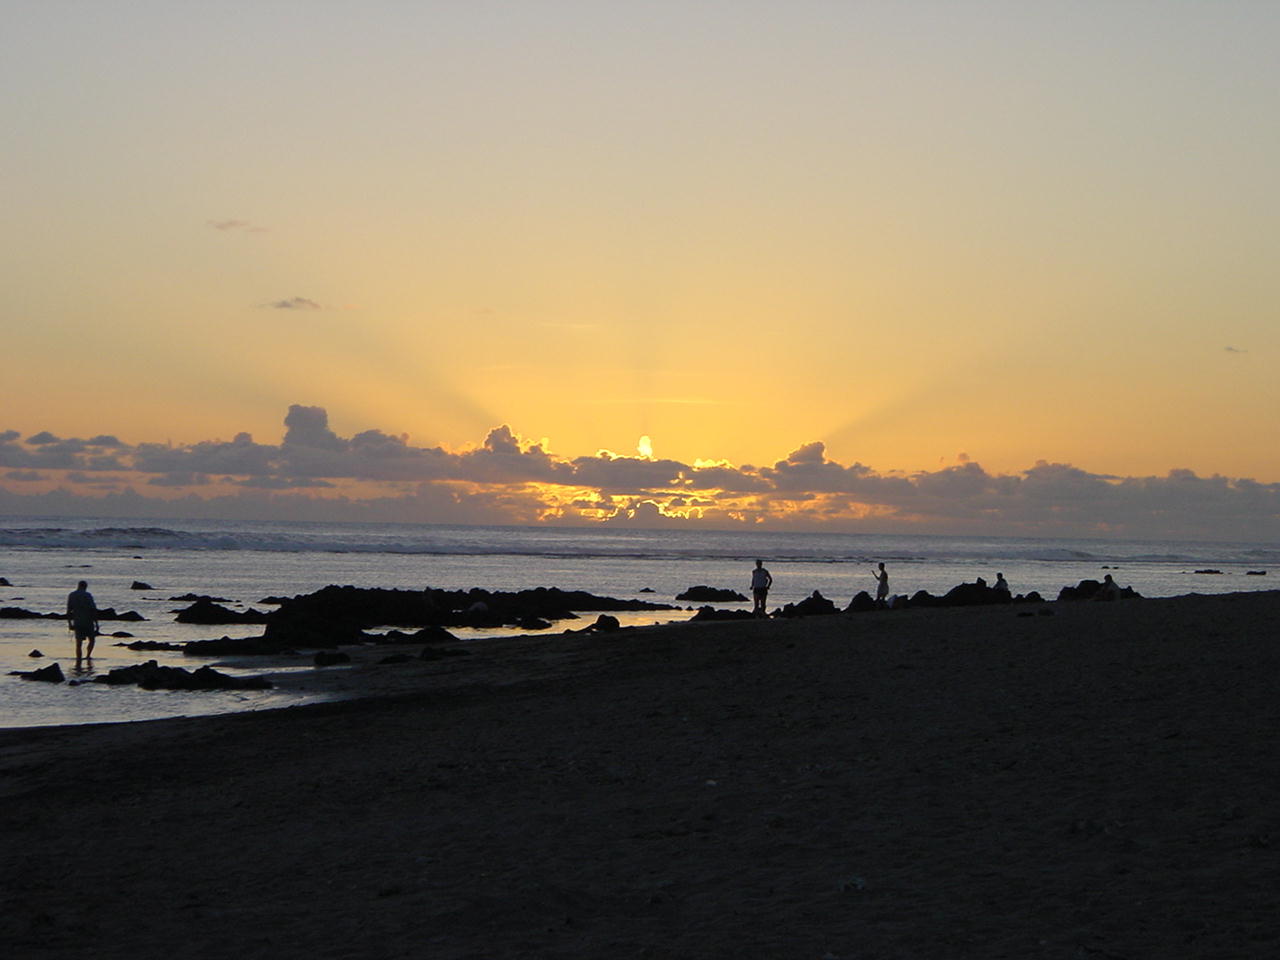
[750,559,773,618]
[871,562,889,602]
[66,580,99,663]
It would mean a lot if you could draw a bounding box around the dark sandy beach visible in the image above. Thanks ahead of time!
[2,592,1278,959]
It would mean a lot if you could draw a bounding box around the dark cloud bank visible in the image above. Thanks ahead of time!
[2,406,1278,540]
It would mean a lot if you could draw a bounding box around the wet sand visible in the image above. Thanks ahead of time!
[2,592,1278,959]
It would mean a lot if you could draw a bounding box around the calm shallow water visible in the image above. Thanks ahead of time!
[3,516,1276,728]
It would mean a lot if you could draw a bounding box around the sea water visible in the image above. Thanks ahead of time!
[2,516,1276,728]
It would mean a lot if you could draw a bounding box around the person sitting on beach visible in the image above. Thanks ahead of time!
[750,559,773,618]
[992,572,1011,596]
[66,580,99,662]
[871,562,889,603]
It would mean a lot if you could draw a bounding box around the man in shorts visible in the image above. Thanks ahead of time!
[750,559,773,618]
[66,580,99,662]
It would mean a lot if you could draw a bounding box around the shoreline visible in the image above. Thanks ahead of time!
[3,591,1279,958]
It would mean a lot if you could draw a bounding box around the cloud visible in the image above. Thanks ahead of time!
[208,219,266,233]
[264,297,322,310]
[2,404,1279,539]
[1224,346,1248,354]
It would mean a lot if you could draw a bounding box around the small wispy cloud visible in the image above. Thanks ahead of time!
[1224,345,1248,354]
[263,297,322,311]
[208,219,266,233]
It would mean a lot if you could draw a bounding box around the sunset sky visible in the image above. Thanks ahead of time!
[3,2,1278,537]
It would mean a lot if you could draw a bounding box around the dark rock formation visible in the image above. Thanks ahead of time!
[174,598,271,624]
[1,607,54,619]
[169,593,231,603]
[94,660,272,690]
[938,580,1011,607]
[589,614,621,632]
[845,591,878,613]
[676,585,748,602]
[10,662,64,683]
[261,585,674,649]
[1246,570,1267,576]
[1194,569,1223,575]
[28,649,43,658]
[1057,579,1142,602]
[777,591,839,618]
[110,631,135,638]
[115,640,185,651]
[516,616,553,631]
[0,576,11,586]
[130,581,153,590]
[690,606,756,622]
[182,635,294,657]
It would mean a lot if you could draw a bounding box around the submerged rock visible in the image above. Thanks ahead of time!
[174,598,270,625]
[130,581,153,590]
[94,660,271,690]
[676,585,748,603]
[10,663,64,683]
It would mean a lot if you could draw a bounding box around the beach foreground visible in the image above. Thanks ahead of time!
[3,593,1278,959]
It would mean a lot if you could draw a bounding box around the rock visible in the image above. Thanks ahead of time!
[130,581,154,590]
[261,584,674,647]
[1057,579,1141,602]
[938,580,1007,607]
[845,591,878,613]
[676,585,748,602]
[182,635,282,656]
[1246,570,1267,576]
[516,617,553,630]
[1194,569,1223,575]
[94,660,271,690]
[174,598,270,625]
[0,607,56,620]
[313,651,351,666]
[168,593,231,603]
[95,607,147,622]
[116,640,185,651]
[690,606,755,622]
[778,591,839,618]
[28,649,43,658]
[0,577,10,586]
[10,662,64,683]
[111,631,135,638]
[590,614,621,632]
[639,587,656,593]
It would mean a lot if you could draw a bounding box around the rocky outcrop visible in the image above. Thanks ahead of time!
[777,591,839,618]
[690,606,756,622]
[1057,579,1141,602]
[174,598,271,625]
[260,585,674,648]
[1,606,145,621]
[10,663,64,683]
[94,660,272,690]
[130,581,153,590]
[676,586,748,603]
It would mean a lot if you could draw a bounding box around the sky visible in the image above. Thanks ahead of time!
[3,1,1279,538]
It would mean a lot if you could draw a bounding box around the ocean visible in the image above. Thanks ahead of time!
[3,516,1276,729]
